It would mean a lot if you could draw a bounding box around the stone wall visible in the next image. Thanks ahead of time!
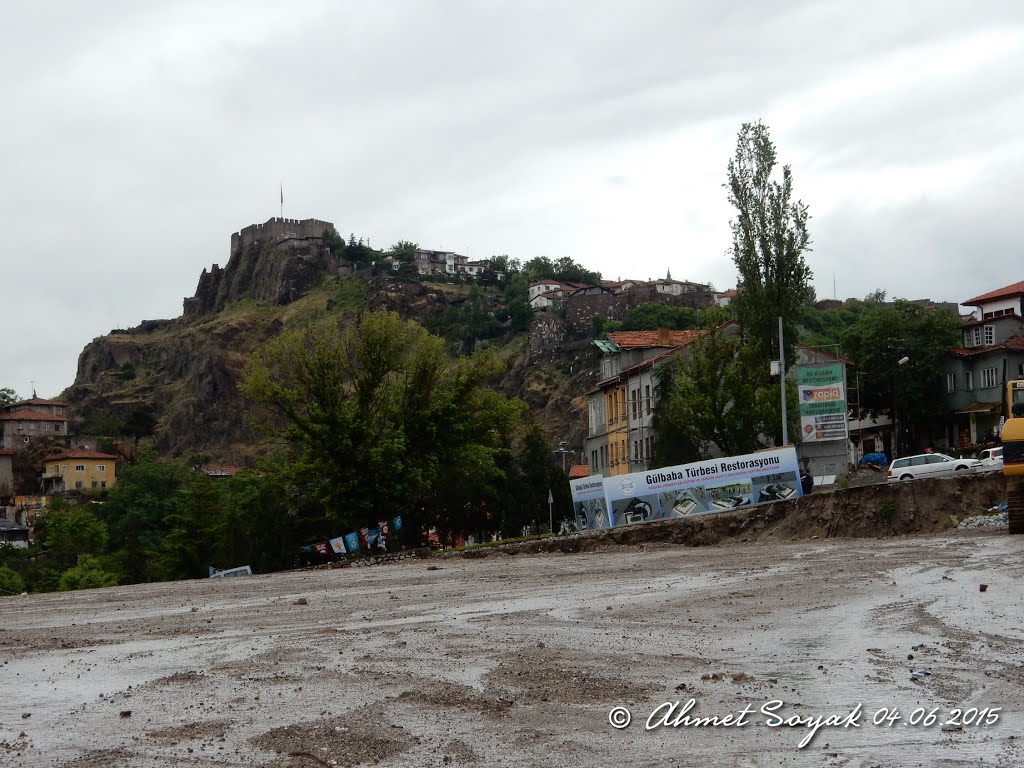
[564,288,717,335]
[230,218,334,255]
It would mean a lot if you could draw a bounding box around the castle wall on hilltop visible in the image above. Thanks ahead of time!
[230,217,333,255]
[183,217,338,316]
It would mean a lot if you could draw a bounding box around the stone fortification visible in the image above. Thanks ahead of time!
[184,217,337,316]
[229,217,333,255]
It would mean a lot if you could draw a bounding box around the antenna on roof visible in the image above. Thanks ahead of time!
[30,380,36,399]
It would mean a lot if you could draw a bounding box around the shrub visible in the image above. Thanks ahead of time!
[0,564,25,595]
[58,555,119,591]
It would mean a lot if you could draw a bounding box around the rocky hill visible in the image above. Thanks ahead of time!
[63,226,601,462]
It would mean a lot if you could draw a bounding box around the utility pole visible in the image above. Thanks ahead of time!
[547,489,554,535]
[779,316,788,446]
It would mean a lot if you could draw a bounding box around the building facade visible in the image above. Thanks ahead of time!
[585,329,707,476]
[943,281,1024,448]
[42,449,118,494]
[0,398,70,451]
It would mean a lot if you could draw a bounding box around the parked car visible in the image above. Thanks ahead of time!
[977,446,1003,470]
[887,453,981,481]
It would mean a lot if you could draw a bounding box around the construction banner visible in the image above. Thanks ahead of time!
[796,363,849,443]
[569,474,610,531]
[601,446,801,527]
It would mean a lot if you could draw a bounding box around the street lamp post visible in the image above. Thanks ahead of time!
[894,355,909,457]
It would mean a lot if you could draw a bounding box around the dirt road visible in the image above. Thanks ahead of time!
[2,531,1022,767]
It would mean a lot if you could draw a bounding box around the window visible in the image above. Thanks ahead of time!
[92,481,98,489]
[23,437,29,444]
[973,327,982,346]
[964,371,973,390]
[55,407,63,415]
[631,389,638,419]
[75,464,85,472]
[946,374,956,393]
[633,441,640,461]
[645,384,651,415]
[75,481,83,489]
[926,455,948,464]
[981,367,998,388]
[591,450,598,469]
[984,325,994,346]
[100,481,106,488]
[97,464,106,472]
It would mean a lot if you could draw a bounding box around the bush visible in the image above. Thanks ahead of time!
[58,555,119,591]
[0,564,25,595]
[877,497,895,524]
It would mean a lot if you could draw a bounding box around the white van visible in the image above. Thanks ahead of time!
[977,447,1003,470]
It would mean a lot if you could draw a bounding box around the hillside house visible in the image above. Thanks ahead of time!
[943,280,1024,448]
[42,449,118,494]
[0,398,69,450]
[585,328,731,475]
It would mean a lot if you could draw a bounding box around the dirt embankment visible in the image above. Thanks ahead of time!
[460,472,1007,558]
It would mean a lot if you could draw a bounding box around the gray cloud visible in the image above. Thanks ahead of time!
[3,0,1023,396]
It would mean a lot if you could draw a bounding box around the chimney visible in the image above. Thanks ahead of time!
[657,327,670,346]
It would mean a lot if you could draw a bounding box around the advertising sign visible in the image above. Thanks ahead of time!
[601,447,801,527]
[796,363,849,443]
[569,474,611,531]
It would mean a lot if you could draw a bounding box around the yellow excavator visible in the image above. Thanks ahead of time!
[1004,399,1024,534]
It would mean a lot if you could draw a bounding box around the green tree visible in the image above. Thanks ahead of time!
[652,328,794,464]
[726,121,815,364]
[0,387,19,407]
[620,302,699,331]
[388,240,419,277]
[840,299,961,445]
[97,455,190,583]
[58,555,119,591]
[0,564,25,595]
[37,502,109,569]
[242,311,525,532]
[522,256,600,285]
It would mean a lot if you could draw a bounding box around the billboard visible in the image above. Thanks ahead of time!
[569,474,611,531]
[796,363,849,443]
[601,447,801,527]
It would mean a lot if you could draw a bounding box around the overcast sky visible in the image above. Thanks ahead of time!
[3,1,1023,398]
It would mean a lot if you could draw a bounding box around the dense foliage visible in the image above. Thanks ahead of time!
[727,121,815,365]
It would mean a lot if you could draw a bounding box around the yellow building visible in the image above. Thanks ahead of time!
[42,449,118,494]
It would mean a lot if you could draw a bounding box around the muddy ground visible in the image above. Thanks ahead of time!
[3,519,1023,767]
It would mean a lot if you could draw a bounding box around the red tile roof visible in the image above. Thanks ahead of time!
[962,281,1024,307]
[13,398,69,407]
[568,464,590,479]
[0,408,66,422]
[43,449,118,462]
[0,448,14,456]
[608,330,701,349]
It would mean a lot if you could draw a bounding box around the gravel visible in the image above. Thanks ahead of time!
[958,511,1009,529]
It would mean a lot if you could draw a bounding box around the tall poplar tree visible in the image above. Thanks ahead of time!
[726,121,815,364]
